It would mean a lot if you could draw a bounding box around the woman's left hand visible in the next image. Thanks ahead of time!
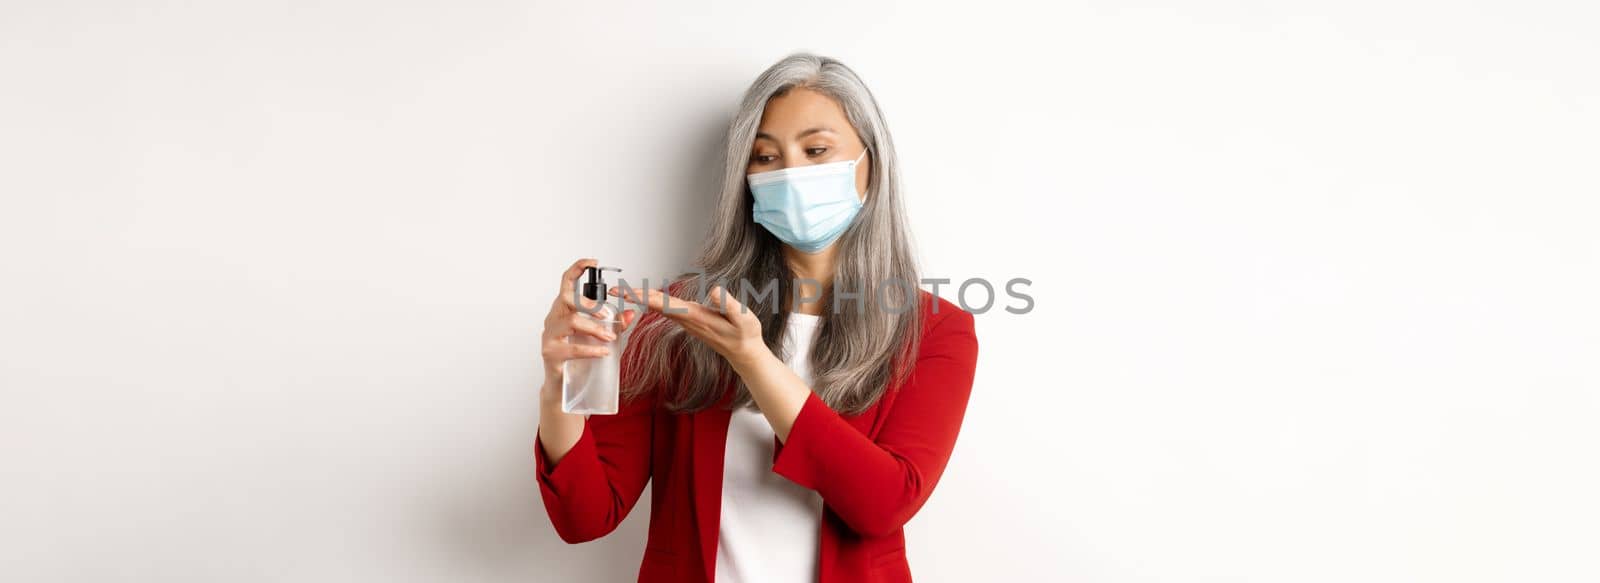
[611,285,768,369]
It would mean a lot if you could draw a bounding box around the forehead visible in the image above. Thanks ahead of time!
[756,87,854,138]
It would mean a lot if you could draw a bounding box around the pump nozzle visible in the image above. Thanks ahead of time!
[582,266,621,301]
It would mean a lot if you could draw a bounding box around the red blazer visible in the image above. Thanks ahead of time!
[534,292,979,582]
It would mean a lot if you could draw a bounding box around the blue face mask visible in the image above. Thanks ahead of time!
[746,148,868,254]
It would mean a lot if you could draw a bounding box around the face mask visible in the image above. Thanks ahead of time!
[746,148,868,254]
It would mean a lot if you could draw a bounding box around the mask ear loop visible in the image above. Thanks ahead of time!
[850,146,871,203]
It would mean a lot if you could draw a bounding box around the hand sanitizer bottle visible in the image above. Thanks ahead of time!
[562,266,621,415]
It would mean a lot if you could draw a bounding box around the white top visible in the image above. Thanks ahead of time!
[715,312,825,583]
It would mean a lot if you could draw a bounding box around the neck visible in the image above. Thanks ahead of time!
[783,244,838,316]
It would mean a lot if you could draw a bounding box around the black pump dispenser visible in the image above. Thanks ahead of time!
[581,266,621,301]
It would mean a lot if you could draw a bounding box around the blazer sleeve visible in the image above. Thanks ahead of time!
[533,318,660,544]
[770,306,979,537]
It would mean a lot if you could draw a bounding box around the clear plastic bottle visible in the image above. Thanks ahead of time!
[562,266,621,415]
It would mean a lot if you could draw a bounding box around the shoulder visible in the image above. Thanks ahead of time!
[887,292,978,398]
[920,291,975,332]
[917,291,977,350]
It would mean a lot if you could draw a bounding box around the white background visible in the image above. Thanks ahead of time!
[3,1,1597,581]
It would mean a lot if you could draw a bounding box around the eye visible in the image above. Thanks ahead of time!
[805,147,829,157]
[751,154,777,164]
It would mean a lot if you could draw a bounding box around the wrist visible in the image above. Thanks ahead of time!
[728,343,775,377]
[540,377,562,404]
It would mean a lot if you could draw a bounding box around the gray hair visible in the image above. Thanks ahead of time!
[622,52,924,415]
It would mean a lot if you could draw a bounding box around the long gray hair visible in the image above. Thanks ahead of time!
[623,53,923,415]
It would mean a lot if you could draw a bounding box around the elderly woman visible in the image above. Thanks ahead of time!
[535,52,979,583]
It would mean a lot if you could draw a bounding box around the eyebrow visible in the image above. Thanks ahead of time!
[755,126,837,141]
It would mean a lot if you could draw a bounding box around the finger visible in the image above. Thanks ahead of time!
[607,285,635,304]
[630,287,733,340]
[568,313,618,342]
[561,287,607,314]
[617,286,717,323]
[561,343,612,360]
[705,285,755,327]
[705,285,748,316]
[542,313,572,340]
[703,285,727,313]
[616,308,638,331]
[557,258,599,304]
[723,287,765,327]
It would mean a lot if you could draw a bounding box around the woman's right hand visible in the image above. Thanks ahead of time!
[540,258,635,396]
